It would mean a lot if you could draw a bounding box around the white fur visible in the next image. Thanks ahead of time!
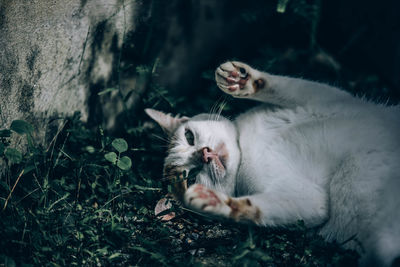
[147,61,400,266]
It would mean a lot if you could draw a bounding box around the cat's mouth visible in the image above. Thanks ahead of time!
[162,143,229,199]
[210,154,226,170]
[202,143,228,173]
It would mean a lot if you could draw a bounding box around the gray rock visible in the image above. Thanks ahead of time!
[171,238,183,252]
[205,226,232,239]
[0,0,135,144]
[197,248,206,257]
[191,232,199,240]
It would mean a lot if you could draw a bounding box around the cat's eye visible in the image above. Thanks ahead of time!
[184,129,195,146]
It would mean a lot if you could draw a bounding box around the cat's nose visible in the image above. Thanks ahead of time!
[202,147,215,163]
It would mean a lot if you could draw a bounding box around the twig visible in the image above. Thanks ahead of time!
[3,169,24,211]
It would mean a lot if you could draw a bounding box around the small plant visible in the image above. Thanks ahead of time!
[104,138,132,171]
[0,119,34,165]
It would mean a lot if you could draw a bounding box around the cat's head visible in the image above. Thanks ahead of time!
[145,108,240,197]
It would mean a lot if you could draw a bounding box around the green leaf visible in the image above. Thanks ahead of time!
[117,156,131,170]
[0,129,11,137]
[136,65,150,75]
[132,184,161,191]
[41,246,52,252]
[109,252,122,260]
[4,148,22,163]
[233,249,251,262]
[96,247,109,255]
[251,250,273,262]
[138,206,148,215]
[10,120,34,135]
[74,231,84,241]
[277,0,290,13]
[104,152,117,164]
[112,138,128,153]
[85,146,95,153]
[97,87,118,96]
[0,143,4,155]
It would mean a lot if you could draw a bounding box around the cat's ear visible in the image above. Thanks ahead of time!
[145,108,189,134]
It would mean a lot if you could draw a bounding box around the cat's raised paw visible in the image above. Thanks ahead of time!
[215,61,265,97]
[184,184,231,217]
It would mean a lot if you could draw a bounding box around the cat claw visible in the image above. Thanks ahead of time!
[215,61,265,97]
[184,184,231,217]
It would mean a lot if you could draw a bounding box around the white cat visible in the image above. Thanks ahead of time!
[145,61,400,266]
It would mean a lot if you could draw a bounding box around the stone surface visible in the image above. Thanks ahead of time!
[0,0,135,143]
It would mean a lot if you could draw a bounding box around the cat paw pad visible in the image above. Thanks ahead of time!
[215,61,265,97]
[184,184,231,216]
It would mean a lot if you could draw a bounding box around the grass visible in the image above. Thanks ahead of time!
[0,83,360,266]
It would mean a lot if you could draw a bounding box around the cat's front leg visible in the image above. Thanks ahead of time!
[186,182,328,227]
[216,61,353,108]
[184,184,262,224]
[215,61,267,98]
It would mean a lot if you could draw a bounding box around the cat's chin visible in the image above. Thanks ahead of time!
[215,155,226,171]
[212,142,229,171]
[206,158,227,180]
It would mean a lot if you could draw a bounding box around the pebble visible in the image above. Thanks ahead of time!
[197,248,206,256]
[205,226,232,239]
[185,238,194,246]
[191,233,199,240]
[169,229,179,235]
[171,239,183,252]
[172,238,183,246]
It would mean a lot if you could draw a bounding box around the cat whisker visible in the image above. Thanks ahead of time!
[207,98,216,120]
[208,95,227,121]
[215,97,228,121]
[151,133,170,143]
[208,98,220,121]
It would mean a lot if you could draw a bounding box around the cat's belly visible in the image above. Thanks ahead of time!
[234,106,305,195]
[234,105,335,196]
[234,103,400,198]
